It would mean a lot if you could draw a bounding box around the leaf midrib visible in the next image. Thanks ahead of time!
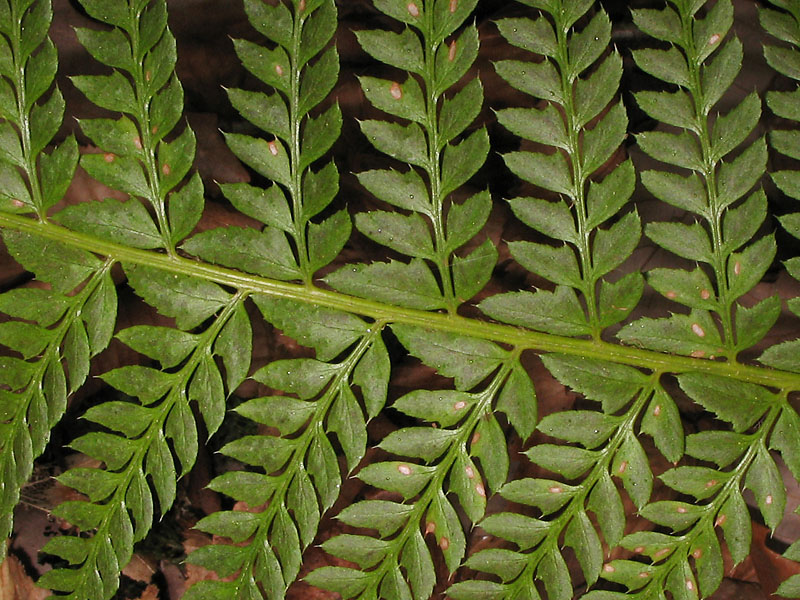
[3,211,797,391]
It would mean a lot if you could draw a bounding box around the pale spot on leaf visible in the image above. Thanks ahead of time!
[398,464,412,475]
[691,323,705,338]
[390,82,403,99]
[407,2,419,17]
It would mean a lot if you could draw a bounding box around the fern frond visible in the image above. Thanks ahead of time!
[184,0,348,285]
[0,247,114,564]
[451,359,671,600]
[591,387,785,600]
[0,1,799,598]
[59,0,202,255]
[619,0,776,361]
[177,2,374,597]
[759,2,800,596]
[760,0,800,375]
[186,302,389,599]
[324,0,494,314]
[479,0,640,341]
[0,0,93,562]
[37,288,248,599]
[0,0,78,219]
[307,330,532,599]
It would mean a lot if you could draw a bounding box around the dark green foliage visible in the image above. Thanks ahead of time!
[324,0,492,314]
[620,0,775,361]
[0,0,798,599]
[483,3,641,341]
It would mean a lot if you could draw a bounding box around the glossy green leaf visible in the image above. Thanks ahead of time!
[480,512,550,551]
[501,478,579,515]
[329,386,367,471]
[356,168,429,213]
[55,198,161,249]
[746,442,786,531]
[471,412,509,493]
[587,469,625,548]
[641,387,684,464]
[360,75,425,124]
[565,510,603,586]
[380,426,457,462]
[678,373,772,432]
[392,324,506,391]
[360,120,427,167]
[337,500,413,538]
[770,406,800,481]
[125,264,231,330]
[355,27,424,74]
[357,461,435,500]
[613,432,652,509]
[618,310,725,358]
[479,288,591,337]
[542,354,646,414]
[325,259,447,310]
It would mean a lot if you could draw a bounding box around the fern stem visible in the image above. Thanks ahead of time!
[552,9,601,338]
[422,21,457,313]
[2,214,799,391]
[678,4,737,356]
[125,1,174,256]
[7,0,47,221]
[289,3,311,283]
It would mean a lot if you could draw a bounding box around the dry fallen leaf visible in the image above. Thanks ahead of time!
[0,551,49,600]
